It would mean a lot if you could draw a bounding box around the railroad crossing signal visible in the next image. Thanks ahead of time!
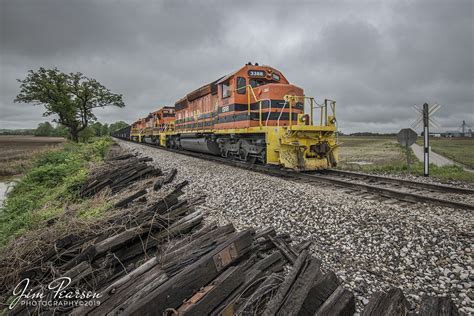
[412,103,441,129]
[397,128,418,173]
[411,103,441,176]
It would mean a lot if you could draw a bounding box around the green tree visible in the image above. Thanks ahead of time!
[15,67,125,142]
[34,122,54,136]
[53,124,69,137]
[109,121,129,133]
[101,123,110,136]
[91,122,103,136]
[78,126,96,142]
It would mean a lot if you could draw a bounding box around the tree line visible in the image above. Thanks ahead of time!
[33,121,129,139]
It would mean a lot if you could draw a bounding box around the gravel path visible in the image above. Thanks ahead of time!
[411,143,456,167]
[117,140,473,314]
[411,143,474,174]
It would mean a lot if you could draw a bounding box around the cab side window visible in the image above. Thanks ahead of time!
[236,77,246,94]
[222,80,231,98]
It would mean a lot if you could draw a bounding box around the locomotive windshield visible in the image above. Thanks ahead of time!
[249,76,280,88]
[250,79,268,88]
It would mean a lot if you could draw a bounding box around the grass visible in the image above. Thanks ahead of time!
[338,135,474,183]
[77,196,113,219]
[416,137,474,169]
[0,137,114,246]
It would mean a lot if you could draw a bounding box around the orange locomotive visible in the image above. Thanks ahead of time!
[127,63,338,170]
[131,107,175,143]
[130,118,146,142]
[174,63,302,131]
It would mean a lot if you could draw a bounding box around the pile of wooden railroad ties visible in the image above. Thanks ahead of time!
[6,146,461,315]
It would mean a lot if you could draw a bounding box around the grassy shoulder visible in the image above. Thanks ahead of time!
[338,136,474,183]
[352,159,474,183]
[0,138,114,246]
[416,137,474,169]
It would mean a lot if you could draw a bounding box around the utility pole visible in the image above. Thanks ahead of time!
[423,103,429,176]
[461,120,466,134]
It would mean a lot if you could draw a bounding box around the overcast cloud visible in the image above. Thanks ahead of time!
[1,0,473,133]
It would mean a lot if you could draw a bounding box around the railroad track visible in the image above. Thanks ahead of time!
[303,169,474,210]
[118,138,474,210]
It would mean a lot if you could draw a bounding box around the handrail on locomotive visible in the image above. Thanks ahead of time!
[238,84,337,130]
[283,95,336,128]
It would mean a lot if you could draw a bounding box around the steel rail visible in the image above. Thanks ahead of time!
[297,173,474,210]
[320,169,474,195]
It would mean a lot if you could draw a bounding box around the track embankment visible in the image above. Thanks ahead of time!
[117,139,473,314]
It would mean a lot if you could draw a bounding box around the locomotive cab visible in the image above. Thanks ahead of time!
[215,64,304,129]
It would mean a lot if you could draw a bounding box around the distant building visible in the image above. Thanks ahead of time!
[437,130,473,138]
[445,131,461,137]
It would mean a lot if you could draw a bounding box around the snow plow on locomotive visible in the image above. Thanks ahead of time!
[113,63,339,170]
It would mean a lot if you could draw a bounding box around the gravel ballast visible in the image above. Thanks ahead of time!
[117,140,473,314]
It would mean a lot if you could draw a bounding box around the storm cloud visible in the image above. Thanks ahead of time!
[1,0,472,133]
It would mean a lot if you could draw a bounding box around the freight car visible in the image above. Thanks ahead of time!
[112,125,131,140]
[116,63,339,170]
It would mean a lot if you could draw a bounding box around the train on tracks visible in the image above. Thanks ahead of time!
[112,63,339,170]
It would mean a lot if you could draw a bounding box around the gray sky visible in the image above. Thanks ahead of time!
[1,0,473,133]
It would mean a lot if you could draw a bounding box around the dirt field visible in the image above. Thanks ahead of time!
[337,136,405,169]
[0,136,64,177]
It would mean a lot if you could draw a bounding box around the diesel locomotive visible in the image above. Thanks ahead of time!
[114,63,339,170]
